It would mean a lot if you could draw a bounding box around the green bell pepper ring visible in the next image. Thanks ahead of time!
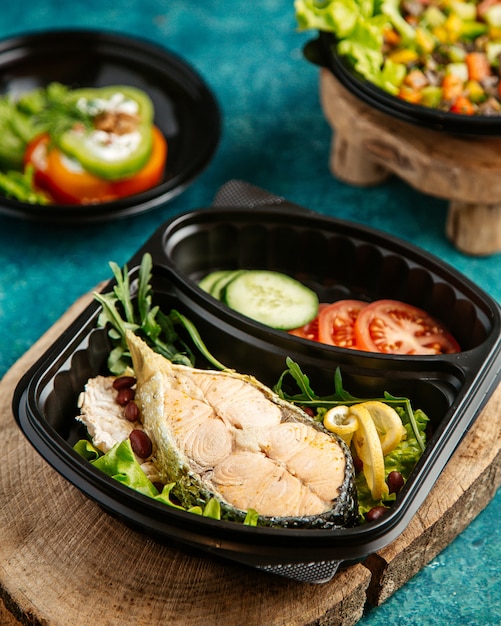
[57,85,155,181]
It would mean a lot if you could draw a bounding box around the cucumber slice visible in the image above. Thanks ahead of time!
[199,270,232,294]
[223,270,319,330]
[210,270,245,300]
[199,270,245,300]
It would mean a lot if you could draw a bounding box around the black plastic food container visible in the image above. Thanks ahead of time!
[0,30,221,223]
[12,202,501,583]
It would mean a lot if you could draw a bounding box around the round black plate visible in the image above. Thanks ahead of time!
[0,29,221,223]
[309,32,501,136]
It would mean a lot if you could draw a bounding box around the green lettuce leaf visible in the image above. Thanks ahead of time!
[74,438,259,525]
[295,0,410,93]
[92,439,159,498]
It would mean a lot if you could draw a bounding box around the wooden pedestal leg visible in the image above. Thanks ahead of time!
[446,200,501,256]
[330,130,391,186]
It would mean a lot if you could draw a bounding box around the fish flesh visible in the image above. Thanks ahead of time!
[125,331,358,529]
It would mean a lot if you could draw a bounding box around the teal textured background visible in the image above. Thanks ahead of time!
[0,2,499,624]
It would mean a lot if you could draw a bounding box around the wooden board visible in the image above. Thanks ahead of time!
[319,69,501,256]
[1,291,500,626]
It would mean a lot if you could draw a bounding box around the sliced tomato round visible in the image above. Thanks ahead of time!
[46,146,118,205]
[288,304,328,341]
[354,299,461,355]
[24,133,52,192]
[23,126,167,205]
[25,132,118,204]
[318,300,367,349]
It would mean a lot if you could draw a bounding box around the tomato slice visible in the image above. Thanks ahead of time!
[46,144,118,205]
[25,132,117,204]
[23,125,167,205]
[288,303,328,341]
[318,300,367,349]
[354,299,461,355]
[24,133,52,193]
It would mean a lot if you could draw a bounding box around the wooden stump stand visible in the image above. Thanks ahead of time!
[320,68,501,256]
[1,291,500,625]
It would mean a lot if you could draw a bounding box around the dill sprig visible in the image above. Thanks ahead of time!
[35,99,93,142]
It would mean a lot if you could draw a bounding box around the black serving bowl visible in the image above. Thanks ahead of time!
[12,203,501,583]
[305,32,501,136]
[0,29,220,223]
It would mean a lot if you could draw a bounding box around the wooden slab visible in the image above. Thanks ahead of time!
[1,291,500,626]
[319,68,501,256]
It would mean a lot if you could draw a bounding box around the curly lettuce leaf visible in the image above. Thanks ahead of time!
[74,438,259,525]
[0,82,72,172]
[295,0,363,38]
[295,0,409,94]
[0,165,49,204]
[91,439,159,498]
[380,0,416,41]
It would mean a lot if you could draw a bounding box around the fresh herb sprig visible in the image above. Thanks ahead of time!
[93,253,227,375]
[35,98,93,143]
[274,357,426,452]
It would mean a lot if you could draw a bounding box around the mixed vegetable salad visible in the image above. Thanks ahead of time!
[0,82,166,205]
[295,0,501,114]
[74,254,428,525]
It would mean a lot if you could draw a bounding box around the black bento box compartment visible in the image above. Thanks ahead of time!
[12,203,501,582]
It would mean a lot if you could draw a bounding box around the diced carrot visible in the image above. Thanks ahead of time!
[442,73,464,100]
[465,52,491,82]
[383,27,401,47]
[398,86,423,104]
[450,96,475,115]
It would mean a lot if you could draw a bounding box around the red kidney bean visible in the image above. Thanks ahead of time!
[129,429,152,458]
[387,471,405,495]
[116,387,135,406]
[365,506,389,522]
[112,376,137,390]
[123,401,139,422]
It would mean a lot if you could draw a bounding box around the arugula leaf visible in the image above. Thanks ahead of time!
[274,358,428,522]
[94,253,227,374]
[274,357,426,452]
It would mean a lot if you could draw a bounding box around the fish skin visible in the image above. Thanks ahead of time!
[126,330,358,529]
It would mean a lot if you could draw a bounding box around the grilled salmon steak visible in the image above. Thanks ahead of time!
[125,331,358,528]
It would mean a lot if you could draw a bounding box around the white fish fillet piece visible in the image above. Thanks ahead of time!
[77,375,160,483]
[77,375,134,453]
